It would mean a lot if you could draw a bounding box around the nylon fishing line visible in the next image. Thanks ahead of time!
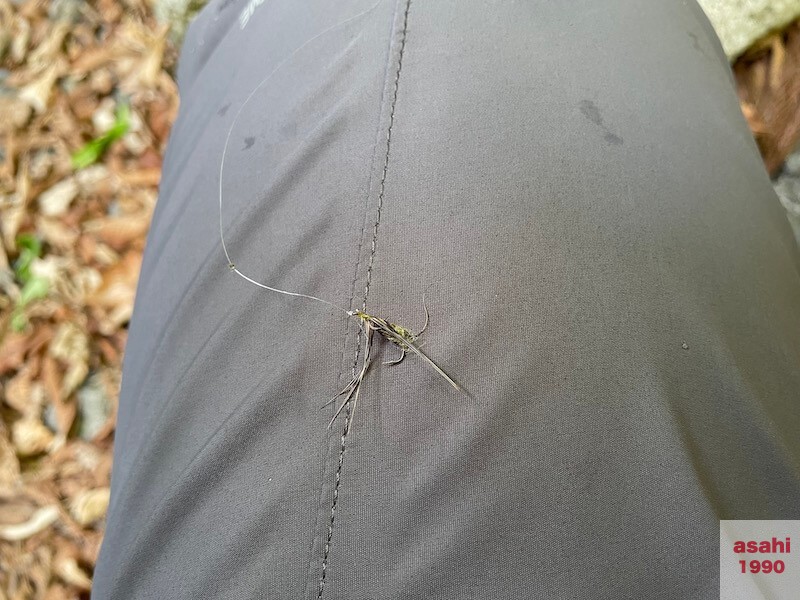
[217,13,462,427]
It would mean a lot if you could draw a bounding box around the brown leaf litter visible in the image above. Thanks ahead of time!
[0,0,176,597]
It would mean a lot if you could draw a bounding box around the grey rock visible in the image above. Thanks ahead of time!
[784,150,800,176]
[154,0,209,46]
[696,0,800,60]
[772,148,800,245]
[77,374,113,441]
[48,0,82,23]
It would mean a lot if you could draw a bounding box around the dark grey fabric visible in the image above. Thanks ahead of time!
[91,1,800,598]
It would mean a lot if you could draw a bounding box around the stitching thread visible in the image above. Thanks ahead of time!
[317,0,412,596]
[309,23,394,597]
[362,0,411,311]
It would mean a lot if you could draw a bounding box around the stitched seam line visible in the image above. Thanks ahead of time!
[316,0,411,596]
[304,20,391,600]
[362,0,410,310]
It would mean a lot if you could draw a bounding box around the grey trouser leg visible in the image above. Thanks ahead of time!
[92,1,800,598]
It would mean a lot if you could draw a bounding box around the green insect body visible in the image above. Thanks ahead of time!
[388,323,416,348]
[350,310,418,354]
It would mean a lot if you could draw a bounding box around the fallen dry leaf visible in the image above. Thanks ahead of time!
[18,59,65,114]
[735,18,800,174]
[116,167,160,187]
[74,163,116,197]
[87,250,141,334]
[35,216,79,250]
[11,418,54,457]
[48,322,89,398]
[0,325,53,375]
[1,160,31,251]
[41,355,75,436]
[83,213,150,250]
[0,495,37,526]
[3,362,44,417]
[68,487,110,527]
[37,177,78,217]
[54,554,92,591]
[0,95,33,135]
[9,14,30,64]
[0,505,59,541]
[26,20,69,69]
[0,424,21,488]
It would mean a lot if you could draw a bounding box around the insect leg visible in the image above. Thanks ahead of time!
[383,347,407,366]
[416,293,430,337]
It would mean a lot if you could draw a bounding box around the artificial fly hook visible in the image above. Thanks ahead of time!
[321,296,463,429]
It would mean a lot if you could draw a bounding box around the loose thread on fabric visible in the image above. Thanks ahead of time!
[217,2,383,319]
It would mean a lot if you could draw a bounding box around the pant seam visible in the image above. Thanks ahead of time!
[315,0,412,596]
